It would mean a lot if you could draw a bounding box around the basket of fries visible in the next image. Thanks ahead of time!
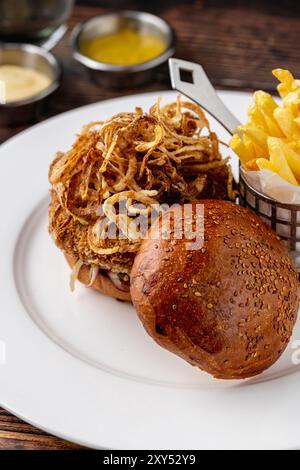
[229,68,300,271]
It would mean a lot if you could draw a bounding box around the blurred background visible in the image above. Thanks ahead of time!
[1,0,300,135]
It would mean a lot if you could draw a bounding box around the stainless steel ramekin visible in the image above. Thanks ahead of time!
[0,43,62,125]
[71,11,176,88]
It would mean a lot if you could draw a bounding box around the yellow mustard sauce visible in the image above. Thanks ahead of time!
[0,65,51,103]
[81,28,167,65]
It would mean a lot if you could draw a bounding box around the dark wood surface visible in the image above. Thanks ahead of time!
[1,0,300,450]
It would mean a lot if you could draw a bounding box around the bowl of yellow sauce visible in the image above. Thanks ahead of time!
[71,11,176,88]
[0,43,61,125]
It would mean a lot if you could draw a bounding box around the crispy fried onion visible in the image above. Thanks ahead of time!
[49,97,236,266]
[87,190,158,255]
[70,259,84,292]
[88,265,99,287]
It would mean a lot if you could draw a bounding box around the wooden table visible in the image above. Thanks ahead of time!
[1,0,300,450]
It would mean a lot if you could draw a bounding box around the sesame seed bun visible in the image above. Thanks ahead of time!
[130,200,299,379]
[65,254,131,302]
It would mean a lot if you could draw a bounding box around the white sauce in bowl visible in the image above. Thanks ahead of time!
[0,64,52,103]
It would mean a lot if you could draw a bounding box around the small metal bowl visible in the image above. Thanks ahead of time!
[71,11,176,88]
[0,43,61,125]
[0,0,74,40]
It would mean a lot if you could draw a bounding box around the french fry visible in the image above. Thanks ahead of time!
[253,91,283,136]
[273,107,300,141]
[283,91,300,116]
[247,104,268,130]
[228,134,251,164]
[238,124,269,153]
[288,142,300,153]
[263,115,284,137]
[272,138,300,182]
[243,133,257,159]
[254,90,278,115]
[256,158,279,173]
[268,137,298,185]
[272,68,295,98]
[244,158,259,171]
[272,68,294,83]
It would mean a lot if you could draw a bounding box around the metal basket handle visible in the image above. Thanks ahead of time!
[168,58,241,135]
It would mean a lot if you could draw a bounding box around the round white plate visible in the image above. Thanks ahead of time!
[1,90,300,450]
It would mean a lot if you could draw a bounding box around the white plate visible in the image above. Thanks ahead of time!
[1,90,300,450]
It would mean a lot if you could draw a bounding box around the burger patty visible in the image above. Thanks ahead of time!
[49,191,135,275]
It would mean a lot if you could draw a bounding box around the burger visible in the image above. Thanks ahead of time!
[48,98,235,300]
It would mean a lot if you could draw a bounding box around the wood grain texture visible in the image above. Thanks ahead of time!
[0,0,300,450]
[1,0,300,143]
[0,409,85,449]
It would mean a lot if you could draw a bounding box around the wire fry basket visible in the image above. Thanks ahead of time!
[239,170,300,271]
[167,58,300,272]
